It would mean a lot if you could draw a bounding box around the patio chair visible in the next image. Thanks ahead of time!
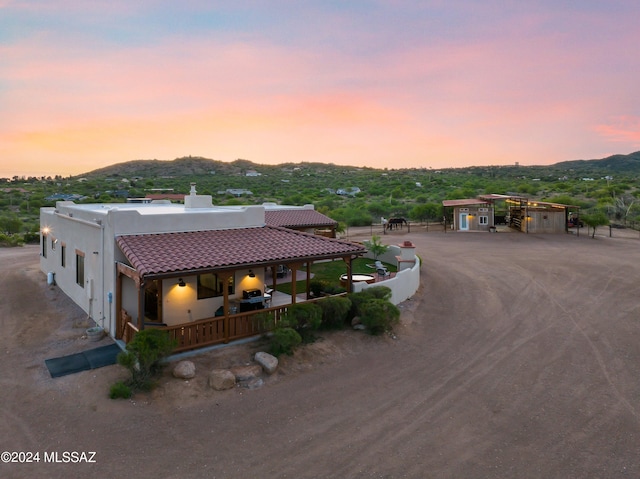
[377,268,390,278]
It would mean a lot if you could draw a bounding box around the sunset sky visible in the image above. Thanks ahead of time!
[2,1,639,178]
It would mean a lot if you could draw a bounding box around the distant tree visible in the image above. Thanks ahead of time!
[0,213,22,234]
[582,211,609,238]
[410,203,442,222]
[611,195,636,223]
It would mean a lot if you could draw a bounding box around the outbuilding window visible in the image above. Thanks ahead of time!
[479,216,488,225]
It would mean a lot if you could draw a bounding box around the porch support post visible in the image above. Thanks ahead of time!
[218,271,233,343]
[288,262,303,304]
[342,256,354,292]
[270,265,277,291]
[305,261,312,299]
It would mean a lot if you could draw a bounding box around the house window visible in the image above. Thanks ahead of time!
[42,234,47,258]
[76,250,85,287]
[51,236,56,251]
[197,273,234,300]
[61,243,66,268]
[479,216,488,225]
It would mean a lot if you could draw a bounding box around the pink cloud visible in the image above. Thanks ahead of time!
[594,117,640,145]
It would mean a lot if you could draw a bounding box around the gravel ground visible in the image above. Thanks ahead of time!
[1,228,640,479]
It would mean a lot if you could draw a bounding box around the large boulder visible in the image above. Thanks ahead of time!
[172,360,196,379]
[208,369,236,390]
[254,351,279,375]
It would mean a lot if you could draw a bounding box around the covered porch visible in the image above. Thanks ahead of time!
[114,225,366,352]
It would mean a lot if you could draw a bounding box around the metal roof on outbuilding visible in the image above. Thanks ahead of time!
[442,198,490,207]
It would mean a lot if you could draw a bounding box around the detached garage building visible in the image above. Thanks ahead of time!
[443,195,580,234]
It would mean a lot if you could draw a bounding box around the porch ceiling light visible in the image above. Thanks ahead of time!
[178,278,186,287]
[248,270,255,278]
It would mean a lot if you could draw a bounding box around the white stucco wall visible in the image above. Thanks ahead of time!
[354,245,421,305]
[40,207,106,328]
[160,271,267,326]
[40,197,271,336]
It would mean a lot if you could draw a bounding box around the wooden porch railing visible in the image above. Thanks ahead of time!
[127,303,291,353]
[120,294,345,353]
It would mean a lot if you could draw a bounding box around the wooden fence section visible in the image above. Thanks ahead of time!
[121,294,344,353]
[146,304,293,353]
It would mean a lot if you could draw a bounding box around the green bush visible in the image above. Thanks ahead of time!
[347,286,392,320]
[362,285,392,301]
[0,233,24,247]
[115,329,176,393]
[323,284,347,295]
[317,296,352,329]
[282,302,322,342]
[359,299,400,335]
[109,381,132,399]
[270,327,302,356]
[309,279,327,297]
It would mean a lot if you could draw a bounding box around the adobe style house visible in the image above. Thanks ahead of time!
[40,186,366,352]
[443,194,580,234]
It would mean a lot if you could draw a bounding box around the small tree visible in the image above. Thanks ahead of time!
[582,211,609,238]
[114,329,176,395]
[363,235,389,260]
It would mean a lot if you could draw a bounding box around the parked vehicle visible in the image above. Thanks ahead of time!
[568,217,584,228]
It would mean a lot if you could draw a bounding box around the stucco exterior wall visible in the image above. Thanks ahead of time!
[40,207,106,328]
[356,245,420,305]
[353,252,420,305]
[40,198,270,335]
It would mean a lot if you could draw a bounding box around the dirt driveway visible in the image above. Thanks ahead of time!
[1,230,640,479]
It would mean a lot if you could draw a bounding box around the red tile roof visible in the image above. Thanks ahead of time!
[116,225,364,278]
[265,209,337,228]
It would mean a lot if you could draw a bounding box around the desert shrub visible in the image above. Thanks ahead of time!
[347,286,392,320]
[256,311,276,332]
[362,285,392,301]
[22,232,40,244]
[317,296,352,329]
[309,279,326,297]
[0,233,24,247]
[270,327,302,356]
[109,381,132,399]
[282,302,322,342]
[309,279,346,297]
[115,329,176,394]
[323,284,346,295]
[359,299,400,335]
